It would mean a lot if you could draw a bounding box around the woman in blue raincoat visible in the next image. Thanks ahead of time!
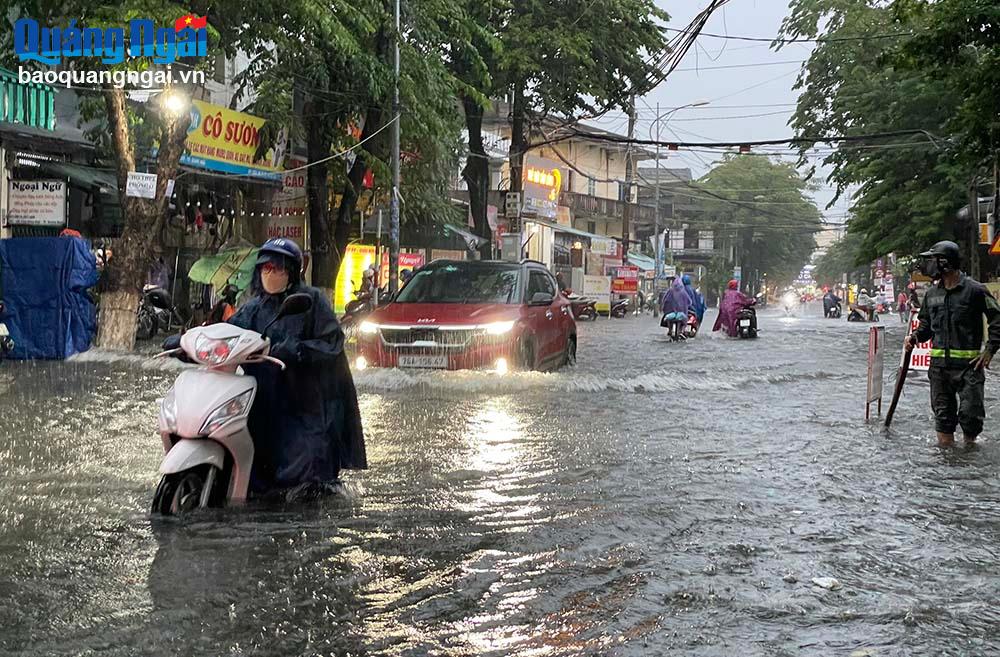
[681,274,706,325]
[227,238,367,496]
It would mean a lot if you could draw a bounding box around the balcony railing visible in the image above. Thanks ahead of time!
[561,191,656,224]
[0,67,55,131]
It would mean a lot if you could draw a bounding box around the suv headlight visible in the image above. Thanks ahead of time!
[359,321,379,335]
[483,321,515,335]
[161,386,178,433]
[200,389,253,436]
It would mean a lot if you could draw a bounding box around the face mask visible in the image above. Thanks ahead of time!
[261,266,289,294]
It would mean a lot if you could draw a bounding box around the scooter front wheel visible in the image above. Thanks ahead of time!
[152,465,220,516]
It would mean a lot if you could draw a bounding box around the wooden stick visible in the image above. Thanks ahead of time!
[884,345,914,428]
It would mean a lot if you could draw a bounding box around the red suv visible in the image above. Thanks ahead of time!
[354,260,576,372]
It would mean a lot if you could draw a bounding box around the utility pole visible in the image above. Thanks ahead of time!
[388,0,401,295]
[621,94,636,265]
[653,102,661,280]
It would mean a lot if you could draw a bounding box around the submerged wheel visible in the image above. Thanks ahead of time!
[152,466,217,516]
[564,336,577,367]
[579,307,596,321]
[518,339,536,371]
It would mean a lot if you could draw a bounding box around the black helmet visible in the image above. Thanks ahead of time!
[920,240,960,267]
[256,238,303,270]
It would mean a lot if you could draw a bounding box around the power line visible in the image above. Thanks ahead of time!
[673,59,803,72]
[665,26,922,44]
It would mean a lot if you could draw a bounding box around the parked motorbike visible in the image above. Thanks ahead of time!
[0,301,13,357]
[610,297,631,318]
[562,290,598,321]
[736,301,758,339]
[151,293,313,515]
[137,285,184,340]
[341,286,392,328]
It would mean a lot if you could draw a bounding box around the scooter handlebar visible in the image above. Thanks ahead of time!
[244,354,287,370]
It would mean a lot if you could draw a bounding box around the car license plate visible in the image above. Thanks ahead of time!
[398,354,448,369]
[739,319,751,327]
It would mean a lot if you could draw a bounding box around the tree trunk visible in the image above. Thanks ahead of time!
[508,81,527,196]
[306,99,335,290]
[462,95,492,260]
[97,87,190,351]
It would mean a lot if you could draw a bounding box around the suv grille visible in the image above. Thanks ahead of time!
[380,327,482,348]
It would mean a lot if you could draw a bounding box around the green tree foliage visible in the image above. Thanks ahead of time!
[697,155,822,288]
[780,0,993,263]
[895,0,1000,172]
[217,0,476,287]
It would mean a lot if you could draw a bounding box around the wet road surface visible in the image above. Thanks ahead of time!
[3,305,1000,656]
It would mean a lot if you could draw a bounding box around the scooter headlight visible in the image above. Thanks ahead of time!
[161,386,178,433]
[200,389,254,436]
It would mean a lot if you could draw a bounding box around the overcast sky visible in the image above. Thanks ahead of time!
[585,0,849,226]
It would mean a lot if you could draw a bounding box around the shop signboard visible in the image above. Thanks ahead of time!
[521,156,562,219]
[333,244,376,313]
[7,179,65,226]
[268,157,307,242]
[125,171,157,199]
[611,265,639,294]
[380,251,425,284]
[178,99,287,181]
[591,237,617,256]
[583,275,611,312]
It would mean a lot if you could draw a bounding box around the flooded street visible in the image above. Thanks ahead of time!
[3,306,1000,656]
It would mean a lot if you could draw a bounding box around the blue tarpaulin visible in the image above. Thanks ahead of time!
[0,237,98,360]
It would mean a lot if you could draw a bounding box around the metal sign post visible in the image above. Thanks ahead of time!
[866,325,886,421]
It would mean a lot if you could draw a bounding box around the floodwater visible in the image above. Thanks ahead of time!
[2,304,1000,656]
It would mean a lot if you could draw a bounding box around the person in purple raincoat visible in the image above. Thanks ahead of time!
[713,279,753,337]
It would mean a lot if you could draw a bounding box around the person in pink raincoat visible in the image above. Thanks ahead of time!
[713,280,754,337]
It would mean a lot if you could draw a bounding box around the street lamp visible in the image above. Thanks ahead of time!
[651,101,709,279]
[158,89,190,118]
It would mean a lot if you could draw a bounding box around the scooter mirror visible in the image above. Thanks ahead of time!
[260,293,314,338]
[277,293,313,318]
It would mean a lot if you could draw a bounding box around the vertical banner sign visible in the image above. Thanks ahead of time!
[866,325,886,420]
[583,275,612,312]
[905,309,931,371]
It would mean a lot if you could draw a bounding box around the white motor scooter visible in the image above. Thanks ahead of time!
[151,293,312,515]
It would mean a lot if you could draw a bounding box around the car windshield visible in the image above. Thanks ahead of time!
[394,263,521,304]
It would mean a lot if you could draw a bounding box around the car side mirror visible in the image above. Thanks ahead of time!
[530,292,554,306]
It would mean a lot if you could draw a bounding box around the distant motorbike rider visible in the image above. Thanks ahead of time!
[681,274,706,325]
[852,288,876,321]
[907,241,1000,447]
[660,277,692,336]
[169,238,368,497]
[823,289,842,318]
[713,280,754,337]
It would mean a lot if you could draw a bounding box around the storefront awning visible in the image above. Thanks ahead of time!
[36,161,117,194]
[627,253,656,271]
[524,217,618,243]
